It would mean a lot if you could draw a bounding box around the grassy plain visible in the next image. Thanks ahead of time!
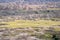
[0,20,60,28]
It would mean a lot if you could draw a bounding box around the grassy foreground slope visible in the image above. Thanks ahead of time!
[0,10,60,40]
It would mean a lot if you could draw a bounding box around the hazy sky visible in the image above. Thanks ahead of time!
[0,0,60,3]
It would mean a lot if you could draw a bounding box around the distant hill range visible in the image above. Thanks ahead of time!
[0,0,60,10]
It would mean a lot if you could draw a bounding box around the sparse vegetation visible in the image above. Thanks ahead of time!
[0,8,60,40]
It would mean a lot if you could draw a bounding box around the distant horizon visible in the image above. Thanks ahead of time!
[0,0,60,3]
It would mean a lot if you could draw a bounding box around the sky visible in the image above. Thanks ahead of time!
[0,0,60,3]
